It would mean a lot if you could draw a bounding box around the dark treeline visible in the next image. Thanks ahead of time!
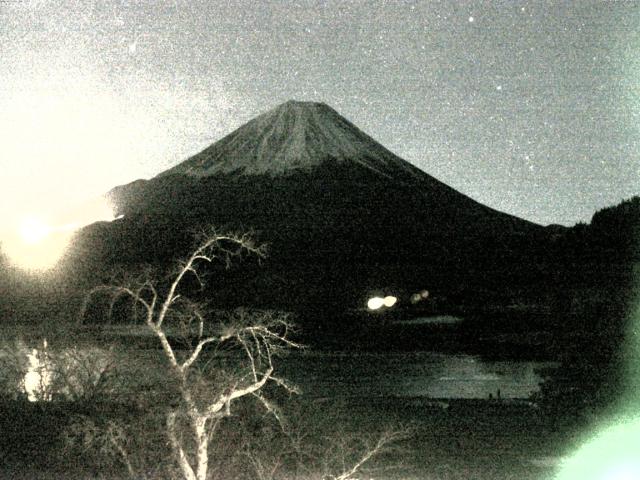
[535,196,639,418]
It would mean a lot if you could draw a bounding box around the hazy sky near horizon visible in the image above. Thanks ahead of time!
[1,0,639,226]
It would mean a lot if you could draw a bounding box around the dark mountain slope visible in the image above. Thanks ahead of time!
[73,101,550,317]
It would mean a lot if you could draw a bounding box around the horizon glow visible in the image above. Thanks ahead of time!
[1,196,121,271]
[0,67,176,224]
[18,217,51,245]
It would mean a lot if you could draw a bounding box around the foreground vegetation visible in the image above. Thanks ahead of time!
[2,195,637,479]
[1,232,408,480]
[0,384,583,480]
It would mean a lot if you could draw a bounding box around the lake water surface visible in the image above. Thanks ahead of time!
[280,351,552,400]
[2,340,552,401]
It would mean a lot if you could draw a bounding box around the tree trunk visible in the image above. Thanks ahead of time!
[195,416,209,480]
[167,411,197,480]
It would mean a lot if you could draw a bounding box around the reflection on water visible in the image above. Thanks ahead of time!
[1,340,551,401]
[280,352,552,399]
[394,315,463,325]
[0,340,114,402]
[24,341,53,402]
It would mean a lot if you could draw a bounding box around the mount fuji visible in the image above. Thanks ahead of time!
[78,101,549,317]
[160,100,428,180]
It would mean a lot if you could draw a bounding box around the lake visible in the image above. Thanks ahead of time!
[1,338,553,402]
[279,351,552,400]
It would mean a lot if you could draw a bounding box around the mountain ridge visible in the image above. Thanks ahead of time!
[159,100,429,182]
[147,100,540,232]
[85,100,553,317]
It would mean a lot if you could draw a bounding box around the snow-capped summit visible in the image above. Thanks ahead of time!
[159,100,423,180]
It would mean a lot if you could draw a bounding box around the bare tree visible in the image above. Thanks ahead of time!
[0,340,29,401]
[82,231,300,480]
[63,416,140,479]
[243,427,408,480]
[320,428,409,480]
[240,398,412,480]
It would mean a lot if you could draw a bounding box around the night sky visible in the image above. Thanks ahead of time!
[1,0,638,226]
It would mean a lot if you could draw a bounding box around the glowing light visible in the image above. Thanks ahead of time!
[18,216,51,244]
[556,222,640,480]
[367,297,385,310]
[604,463,640,480]
[1,196,119,271]
[555,417,640,480]
[0,70,167,224]
[3,227,73,271]
[64,195,119,226]
[383,296,398,307]
[410,289,430,304]
[24,341,52,402]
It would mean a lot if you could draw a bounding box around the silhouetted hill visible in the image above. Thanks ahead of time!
[535,196,639,416]
[547,196,640,290]
[589,196,640,261]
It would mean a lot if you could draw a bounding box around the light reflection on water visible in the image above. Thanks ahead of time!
[0,340,114,402]
[24,343,53,402]
[2,341,551,401]
[279,352,553,400]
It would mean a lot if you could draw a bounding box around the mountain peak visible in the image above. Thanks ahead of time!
[159,100,423,179]
[278,99,329,109]
[266,100,337,124]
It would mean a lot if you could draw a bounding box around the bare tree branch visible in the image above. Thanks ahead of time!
[81,230,297,480]
[206,366,274,419]
[180,337,217,373]
[167,411,197,480]
[330,429,409,480]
